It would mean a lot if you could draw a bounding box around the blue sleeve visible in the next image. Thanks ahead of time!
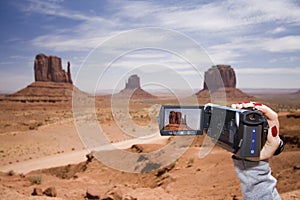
[232,157,281,200]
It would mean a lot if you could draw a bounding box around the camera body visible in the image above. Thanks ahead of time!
[159,104,268,158]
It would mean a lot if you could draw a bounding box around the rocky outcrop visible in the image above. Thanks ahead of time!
[43,187,57,197]
[3,54,88,103]
[119,75,156,99]
[196,65,251,103]
[125,74,140,89]
[294,89,300,95]
[203,65,236,91]
[31,187,43,196]
[5,81,83,103]
[32,186,57,197]
[34,53,72,84]
[164,111,191,131]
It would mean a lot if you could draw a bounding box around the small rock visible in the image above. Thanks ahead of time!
[293,165,300,170]
[43,186,57,197]
[131,144,143,153]
[102,187,122,200]
[123,194,137,200]
[32,187,43,196]
[86,153,94,162]
[86,186,100,200]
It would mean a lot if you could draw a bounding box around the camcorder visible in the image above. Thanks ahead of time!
[159,104,268,159]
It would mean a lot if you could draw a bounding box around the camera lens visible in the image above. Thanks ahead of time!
[248,114,255,121]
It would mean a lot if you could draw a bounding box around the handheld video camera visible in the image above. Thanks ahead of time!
[158,104,268,159]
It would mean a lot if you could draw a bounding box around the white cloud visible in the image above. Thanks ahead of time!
[10,0,300,90]
[157,0,300,31]
[31,34,106,52]
[269,27,287,34]
[24,0,107,22]
[262,36,300,52]
[27,0,300,55]
[236,67,300,74]
[207,35,300,65]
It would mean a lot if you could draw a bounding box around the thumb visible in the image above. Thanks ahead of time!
[260,125,281,160]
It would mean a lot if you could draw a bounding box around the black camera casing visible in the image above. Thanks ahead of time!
[159,104,268,158]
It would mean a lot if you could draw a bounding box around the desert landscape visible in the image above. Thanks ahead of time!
[0,56,299,200]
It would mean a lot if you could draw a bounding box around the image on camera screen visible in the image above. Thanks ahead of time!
[163,108,202,131]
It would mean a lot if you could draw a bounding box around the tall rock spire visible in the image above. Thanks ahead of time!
[34,53,72,84]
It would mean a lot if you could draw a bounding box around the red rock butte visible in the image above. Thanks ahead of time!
[4,53,85,103]
[118,74,157,99]
[34,53,73,84]
[196,65,251,102]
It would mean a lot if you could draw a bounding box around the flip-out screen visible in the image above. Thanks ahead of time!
[159,106,204,135]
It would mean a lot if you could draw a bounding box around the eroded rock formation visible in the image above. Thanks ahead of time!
[34,53,72,84]
[196,65,251,102]
[164,111,191,131]
[119,74,156,99]
[203,65,236,91]
[125,74,140,89]
[4,54,88,103]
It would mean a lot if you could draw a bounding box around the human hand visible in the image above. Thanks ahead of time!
[231,101,281,161]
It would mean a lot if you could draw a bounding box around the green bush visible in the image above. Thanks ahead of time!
[28,175,42,185]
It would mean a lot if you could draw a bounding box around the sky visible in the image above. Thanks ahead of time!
[0,0,300,93]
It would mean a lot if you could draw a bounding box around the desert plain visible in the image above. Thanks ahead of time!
[0,89,299,200]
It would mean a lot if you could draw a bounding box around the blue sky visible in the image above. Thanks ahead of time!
[1,0,300,93]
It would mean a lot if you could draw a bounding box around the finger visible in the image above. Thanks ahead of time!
[252,104,278,121]
[235,104,243,109]
[241,102,255,108]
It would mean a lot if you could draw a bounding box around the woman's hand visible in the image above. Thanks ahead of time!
[232,101,281,160]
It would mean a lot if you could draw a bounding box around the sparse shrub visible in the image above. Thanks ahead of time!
[187,158,194,168]
[29,175,42,185]
[7,170,15,176]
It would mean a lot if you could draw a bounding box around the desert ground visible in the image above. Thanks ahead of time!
[0,92,299,200]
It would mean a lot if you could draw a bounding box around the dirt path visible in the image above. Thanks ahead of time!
[0,133,169,174]
[0,149,89,174]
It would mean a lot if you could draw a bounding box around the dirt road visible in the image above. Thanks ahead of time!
[0,133,169,174]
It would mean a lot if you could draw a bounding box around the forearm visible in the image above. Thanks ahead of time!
[232,157,281,200]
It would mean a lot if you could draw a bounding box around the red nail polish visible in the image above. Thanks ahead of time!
[242,100,250,103]
[253,102,262,106]
[271,126,277,137]
[236,101,243,104]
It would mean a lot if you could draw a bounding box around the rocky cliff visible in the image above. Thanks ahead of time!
[3,54,86,103]
[119,74,156,99]
[203,65,236,91]
[125,74,140,89]
[197,65,251,103]
[34,53,72,84]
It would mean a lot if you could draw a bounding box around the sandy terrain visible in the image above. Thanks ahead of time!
[0,94,299,199]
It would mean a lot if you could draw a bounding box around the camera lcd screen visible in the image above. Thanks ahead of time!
[160,106,203,135]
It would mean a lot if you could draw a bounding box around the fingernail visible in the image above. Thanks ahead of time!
[236,101,243,104]
[253,102,262,106]
[271,126,278,137]
[242,100,250,103]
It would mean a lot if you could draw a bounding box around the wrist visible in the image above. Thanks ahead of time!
[274,138,285,156]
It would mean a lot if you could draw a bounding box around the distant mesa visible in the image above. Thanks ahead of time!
[4,53,85,103]
[196,65,251,101]
[118,74,157,99]
[125,74,140,90]
[294,89,300,95]
[203,65,236,91]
